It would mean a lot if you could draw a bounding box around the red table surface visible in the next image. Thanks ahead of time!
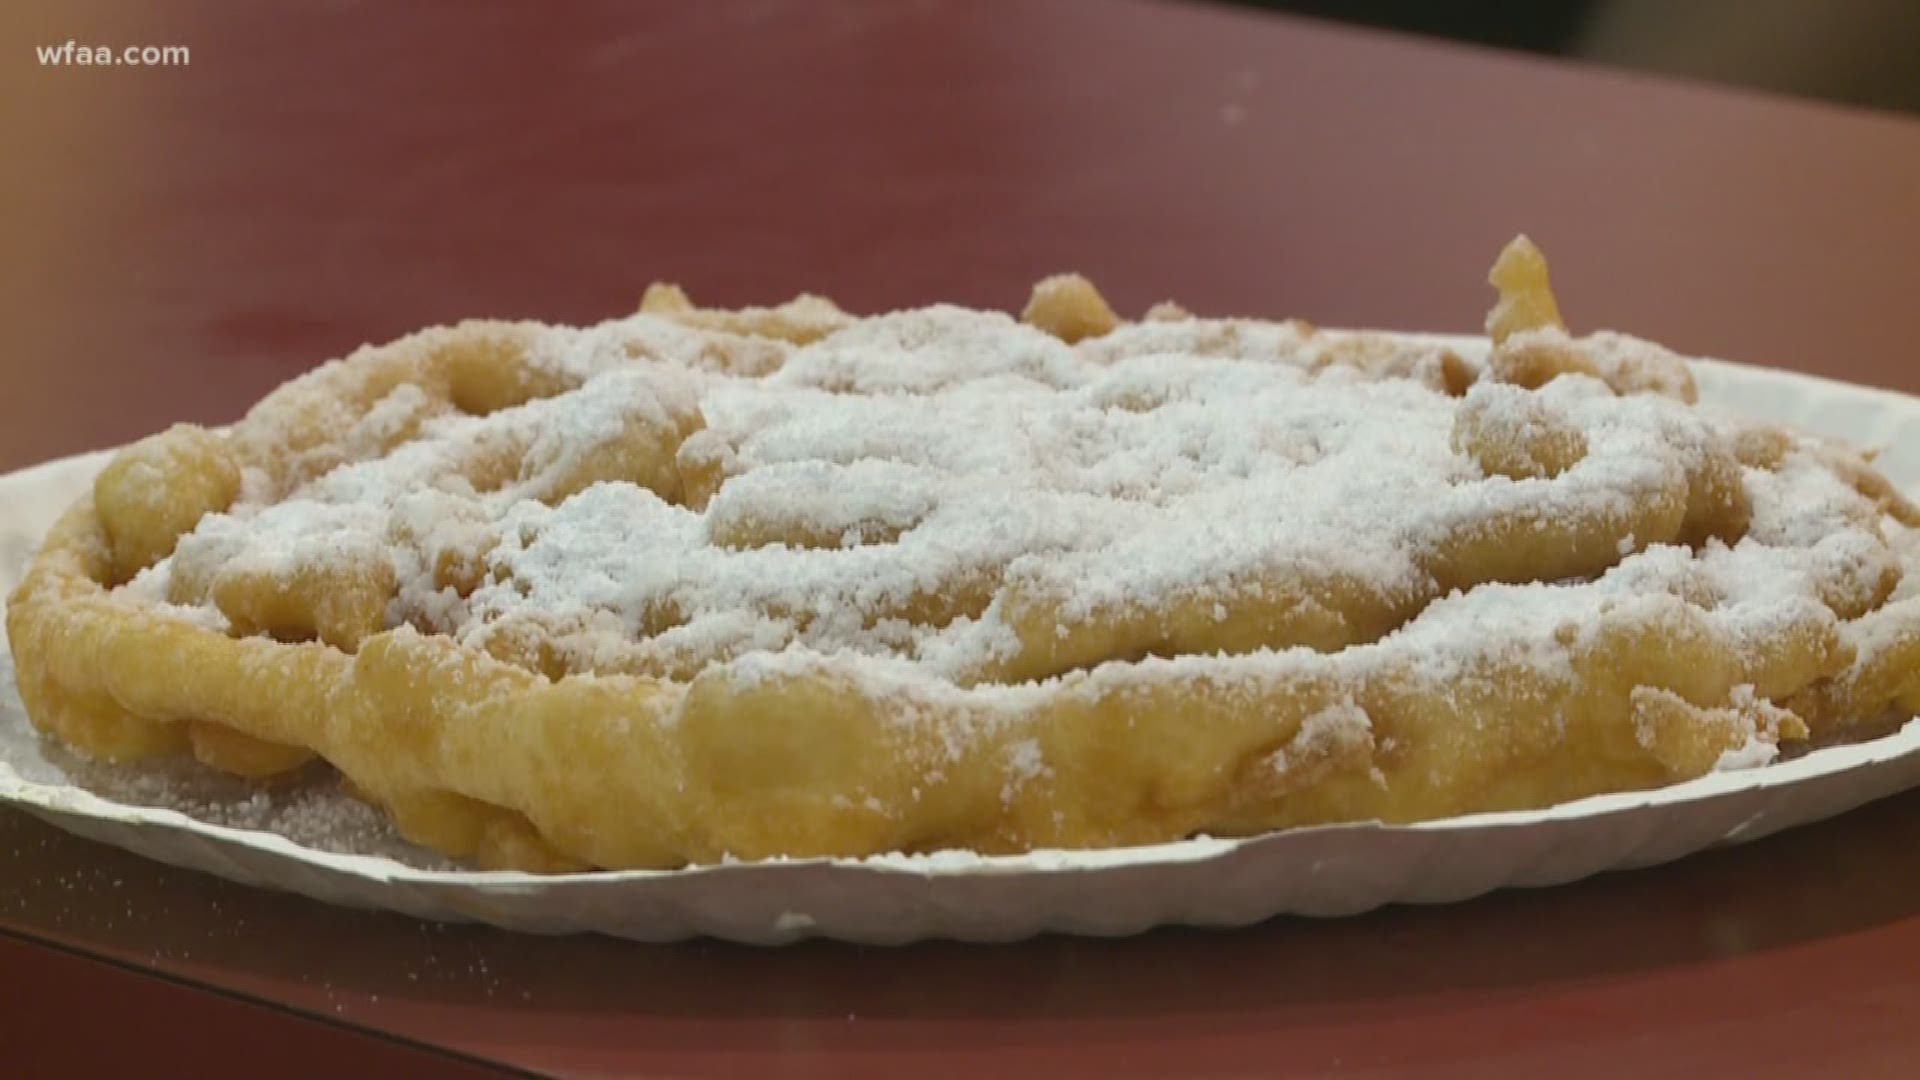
[4,1,1920,1076]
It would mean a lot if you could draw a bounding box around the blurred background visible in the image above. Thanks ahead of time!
[1242,0,1920,115]
[5,0,1920,469]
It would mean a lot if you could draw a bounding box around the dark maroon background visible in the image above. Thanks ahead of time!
[4,1,1920,1076]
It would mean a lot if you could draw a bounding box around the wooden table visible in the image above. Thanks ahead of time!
[5,2,1920,1075]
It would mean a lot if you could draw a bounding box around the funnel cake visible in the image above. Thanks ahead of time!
[11,238,1920,871]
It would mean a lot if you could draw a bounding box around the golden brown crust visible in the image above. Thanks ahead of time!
[10,239,1920,871]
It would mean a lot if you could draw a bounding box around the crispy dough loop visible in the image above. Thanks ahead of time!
[212,561,397,651]
[639,281,852,346]
[1488,330,1699,403]
[377,788,587,872]
[435,321,577,416]
[94,424,241,584]
[1628,687,1808,776]
[387,492,496,598]
[1483,237,1697,403]
[352,629,691,869]
[672,429,738,512]
[236,333,456,495]
[17,664,187,762]
[516,373,704,507]
[992,442,1699,685]
[1078,319,1473,395]
[1426,484,1687,593]
[1021,273,1121,344]
[188,721,314,779]
[989,571,1419,685]
[1485,234,1564,345]
[1318,336,1478,397]
[672,594,1821,860]
[702,461,938,551]
[1486,333,1593,391]
[1678,442,1752,547]
[1452,383,1589,480]
[1787,595,1920,735]
[1814,441,1920,527]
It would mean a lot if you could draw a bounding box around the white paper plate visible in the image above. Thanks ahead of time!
[7,341,1920,944]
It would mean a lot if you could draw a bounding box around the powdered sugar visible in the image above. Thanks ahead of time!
[112,308,1913,766]
[1713,737,1778,771]
[25,739,450,867]
[1269,699,1372,777]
